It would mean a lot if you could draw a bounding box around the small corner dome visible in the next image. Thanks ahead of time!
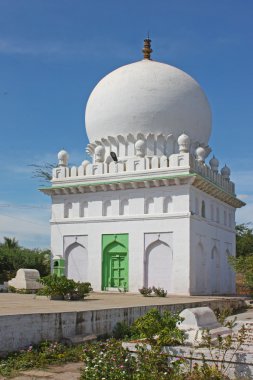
[209,155,219,167]
[85,59,212,145]
[57,150,69,161]
[178,133,190,145]
[221,164,231,176]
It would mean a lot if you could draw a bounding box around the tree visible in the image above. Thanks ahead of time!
[0,238,51,283]
[29,163,56,183]
[236,223,253,257]
[3,237,19,249]
[229,254,253,292]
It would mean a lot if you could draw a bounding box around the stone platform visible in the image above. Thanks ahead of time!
[0,292,246,355]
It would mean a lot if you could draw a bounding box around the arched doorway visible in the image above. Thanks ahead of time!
[102,239,128,290]
[144,240,173,292]
[65,243,88,282]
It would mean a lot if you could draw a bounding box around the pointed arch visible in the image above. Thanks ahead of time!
[145,197,154,214]
[163,196,172,213]
[201,201,206,218]
[195,242,207,293]
[211,246,220,293]
[80,201,88,217]
[64,202,72,218]
[119,199,129,215]
[226,249,233,293]
[103,200,112,216]
[65,242,88,282]
[144,239,173,292]
[102,239,128,290]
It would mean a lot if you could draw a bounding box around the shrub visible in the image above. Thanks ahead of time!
[130,308,184,346]
[81,339,136,380]
[138,287,152,296]
[112,322,131,340]
[229,254,253,293]
[0,341,84,377]
[152,286,167,297]
[38,275,92,299]
[81,339,184,380]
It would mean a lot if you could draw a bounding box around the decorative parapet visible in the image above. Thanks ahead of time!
[86,133,209,162]
[51,152,236,198]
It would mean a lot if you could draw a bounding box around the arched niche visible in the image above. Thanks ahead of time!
[119,199,129,216]
[201,201,206,218]
[65,242,88,282]
[103,200,112,216]
[210,204,214,221]
[211,246,220,293]
[195,242,207,293]
[64,202,72,218]
[226,249,233,293]
[80,201,88,217]
[163,196,172,213]
[144,239,173,293]
[144,197,154,214]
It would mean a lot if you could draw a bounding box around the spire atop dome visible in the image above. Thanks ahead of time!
[142,36,153,60]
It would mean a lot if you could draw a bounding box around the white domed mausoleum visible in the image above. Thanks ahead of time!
[41,39,245,295]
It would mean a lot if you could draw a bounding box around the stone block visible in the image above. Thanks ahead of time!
[8,269,43,290]
[178,307,231,345]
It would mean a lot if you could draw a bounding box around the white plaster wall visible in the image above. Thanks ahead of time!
[189,187,236,295]
[51,185,191,294]
[50,184,236,295]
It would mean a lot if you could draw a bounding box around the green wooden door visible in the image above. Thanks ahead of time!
[102,234,128,290]
[110,253,126,287]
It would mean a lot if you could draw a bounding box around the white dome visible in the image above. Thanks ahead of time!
[85,59,212,145]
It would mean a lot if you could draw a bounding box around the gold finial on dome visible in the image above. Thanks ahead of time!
[142,35,153,60]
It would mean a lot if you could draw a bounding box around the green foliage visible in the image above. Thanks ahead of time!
[152,286,168,297]
[139,286,168,297]
[236,223,253,257]
[81,339,185,380]
[138,287,152,296]
[112,322,132,340]
[0,341,84,377]
[130,308,184,346]
[39,274,92,299]
[229,254,253,291]
[81,339,136,380]
[199,325,246,377]
[185,362,229,380]
[0,238,50,283]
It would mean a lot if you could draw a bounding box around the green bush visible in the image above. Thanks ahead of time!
[81,339,186,380]
[0,341,84,377]
[38,275,92,299]
[0,238,50,283]
[138,287,153,296]
[130,308,184,346]
[229,254,253,292]
[112,322,132,340]
[152,286,167,297]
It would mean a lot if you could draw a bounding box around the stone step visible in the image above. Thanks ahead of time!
[60,334,97,346]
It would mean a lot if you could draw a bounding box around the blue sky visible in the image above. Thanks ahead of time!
[0,0,252,248]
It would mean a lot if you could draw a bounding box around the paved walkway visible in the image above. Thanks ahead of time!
[0,362,83,380]
[0,294,251,379]
[0,292,242,316]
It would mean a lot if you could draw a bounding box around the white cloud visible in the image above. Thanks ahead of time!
[0,37,134,61]
[0,205,50,249]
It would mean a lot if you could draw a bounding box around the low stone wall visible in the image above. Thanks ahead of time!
[0,298,246,355]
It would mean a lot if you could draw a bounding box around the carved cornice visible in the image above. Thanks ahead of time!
[40,169,245,208]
